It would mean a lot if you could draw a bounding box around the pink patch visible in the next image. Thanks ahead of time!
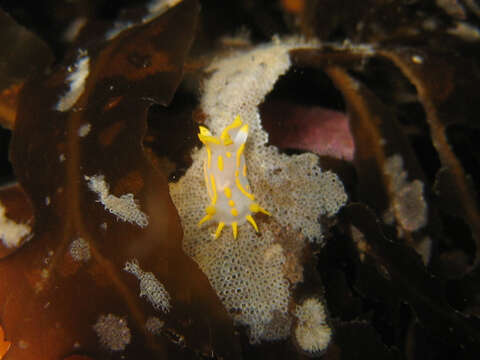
[260,101,354,161]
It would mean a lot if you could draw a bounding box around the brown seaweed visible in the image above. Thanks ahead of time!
[1,1,240,359]
[1,0,480,359]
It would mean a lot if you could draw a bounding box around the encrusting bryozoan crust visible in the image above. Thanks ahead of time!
[169,39,346,343]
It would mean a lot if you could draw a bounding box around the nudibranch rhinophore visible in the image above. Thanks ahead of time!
[197,115,270,239]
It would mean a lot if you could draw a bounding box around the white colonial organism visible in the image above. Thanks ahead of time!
[0,200,31,248]
[294,297,332,354]
[93,313,131,351]
[85,174,149,228]
[55,50,90,112]
[169,39,347,343]
[124,259,171,313]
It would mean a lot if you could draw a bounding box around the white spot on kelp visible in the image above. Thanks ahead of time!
[124,259,171,313]
[0,201,31,248]
[93,313,131,351]
[145,316,164,334]
[85,174,148,228]
[69,237,91,262]
[63,17,87,42]
[56,51,90,112]
[144,0,183,23]
[294,298,331,354]
[105,21,134,41]
[78,123,91,137]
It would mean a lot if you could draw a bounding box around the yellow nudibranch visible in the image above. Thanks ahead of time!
[198,115,270,239]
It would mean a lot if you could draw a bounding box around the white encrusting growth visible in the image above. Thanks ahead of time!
[56,50,90,112]
[69,237,91,262]
[145,316,164,334]
[124,259,171,313]
[384,155,427,232]
[93,314,131,351]
[105,21,134,41]
[0,201,31,248]
[105,0,183,40]
[170,39,347,343]
[85,174,148,228]
[200,39,347,241]
[78,123,91,137]
[18,340,29,349]
[447,21,480,41]
[294,298,332,354]
[63,17,87,42]
[144,0,183,23]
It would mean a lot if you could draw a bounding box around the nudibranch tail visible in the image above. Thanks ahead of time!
[197,115,270,239]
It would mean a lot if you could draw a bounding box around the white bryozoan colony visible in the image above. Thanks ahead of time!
[169,39,345,344]
[294,298,332,354]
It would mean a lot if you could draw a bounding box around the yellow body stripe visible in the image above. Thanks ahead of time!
[218,155,224,171]
[203,163,213,201]
[215,222,225,239]
[235,170,255,200]
[243,164,247,177]
[236,143,245,169]
[210,174,217,204]
[207,147,212,169]
[224,187,232,198]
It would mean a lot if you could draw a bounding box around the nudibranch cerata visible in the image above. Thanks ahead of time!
[198,115,270,239]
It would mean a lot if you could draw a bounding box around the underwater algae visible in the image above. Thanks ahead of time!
[0,1,241,359]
